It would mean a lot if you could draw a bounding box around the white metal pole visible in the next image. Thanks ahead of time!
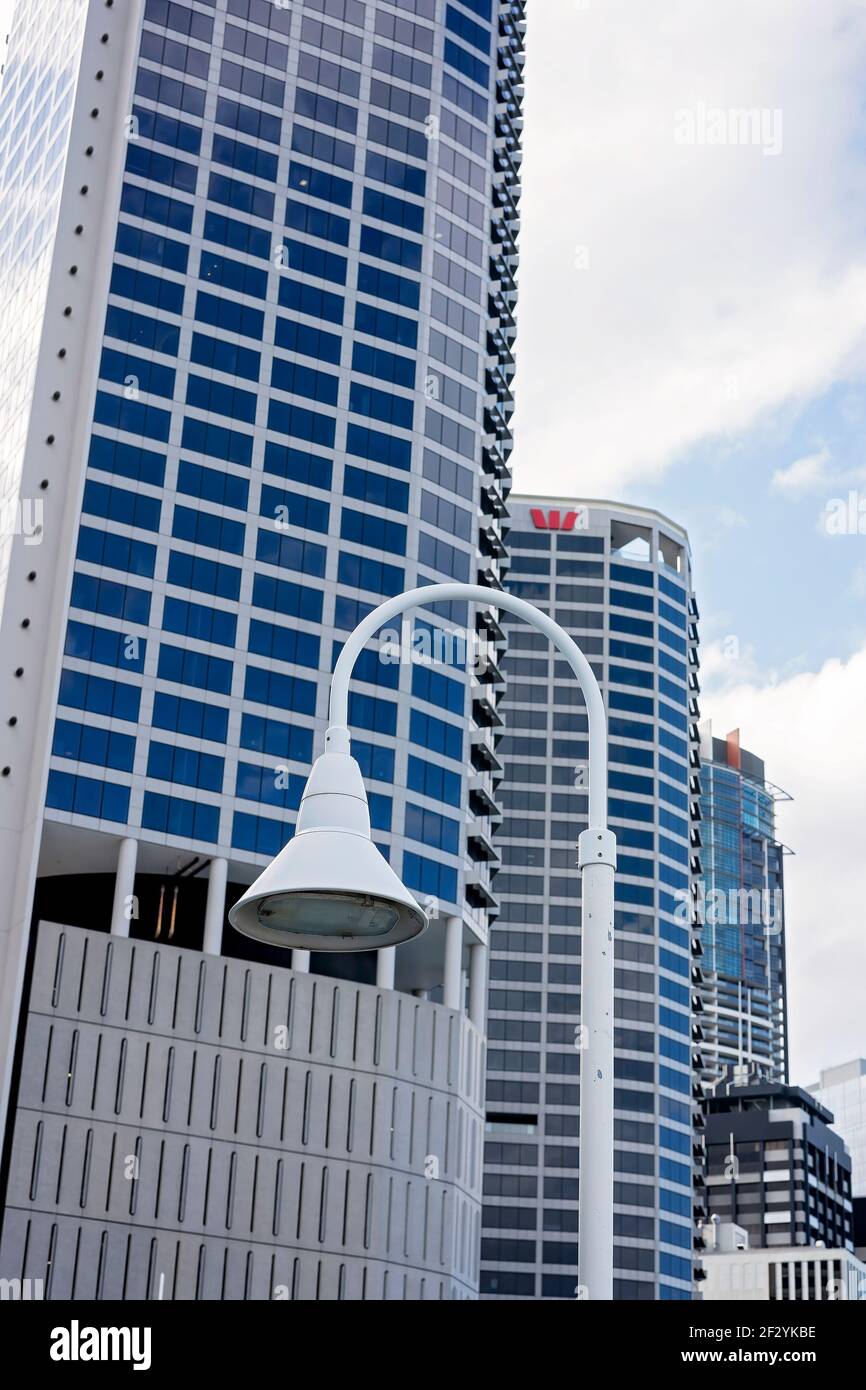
[202,856,228,955]
[326,582,616,1299]
[110,837,137,938]
[443,915,463,1012]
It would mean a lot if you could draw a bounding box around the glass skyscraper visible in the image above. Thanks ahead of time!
[0,0,522,1299]
[698,726,789,1086]
[480,497,704,1301]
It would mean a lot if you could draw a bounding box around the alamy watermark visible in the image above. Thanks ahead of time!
[675,882,783,935]
[675,103,783,157]
[379,619,497,675]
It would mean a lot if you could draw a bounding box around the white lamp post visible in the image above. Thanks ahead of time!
[228,583,616,1299]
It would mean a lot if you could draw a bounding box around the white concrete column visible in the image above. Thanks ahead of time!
[376,947,395,990]
[413,988,429,1001]
[292,949,310,974]
[202,857,228,955]
[110,837,138,938]
[468,943,487,1032]
[444,915,463,1012]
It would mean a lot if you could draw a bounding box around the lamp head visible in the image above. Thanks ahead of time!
[228,742,428,952]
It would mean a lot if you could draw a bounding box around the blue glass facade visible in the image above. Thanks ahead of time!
[38,0,519,934]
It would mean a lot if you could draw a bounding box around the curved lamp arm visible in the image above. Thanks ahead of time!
[328,582,609,830]
[327,581,615,1299]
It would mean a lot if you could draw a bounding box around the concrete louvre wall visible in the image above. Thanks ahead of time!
[0,923,484,1300]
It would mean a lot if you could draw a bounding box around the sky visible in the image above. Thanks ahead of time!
[0,0,861,1084]
[513,0,866,1085]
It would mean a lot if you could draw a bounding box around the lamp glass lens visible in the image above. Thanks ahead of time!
[256,891,401,941]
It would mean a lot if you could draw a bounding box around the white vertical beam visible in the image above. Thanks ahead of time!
[292,949,311,974]
[443,915,463,1012]
[468,943,487,1032]
[110,837,137,938]
[203,856,228,955]
[376,946,395,990]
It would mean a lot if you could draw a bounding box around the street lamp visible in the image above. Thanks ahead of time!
[228,583,617,1299]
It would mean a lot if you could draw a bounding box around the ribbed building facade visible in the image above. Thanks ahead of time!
[698,727,789,1085]
[0,0,524,1298]
[480,497,704,1300]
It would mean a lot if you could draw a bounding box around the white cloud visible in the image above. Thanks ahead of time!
[512,0,866,495]
[702,646,866,1084]
[770,447,832,496]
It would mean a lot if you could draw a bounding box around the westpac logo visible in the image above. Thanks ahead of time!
[50,1320,152,1372]
[530,507,589,532]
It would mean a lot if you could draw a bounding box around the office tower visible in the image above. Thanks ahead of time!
[809,1060,866,1255]
[701,1233,866,1302]
[698,724,789,1085]
[703,1066,855,1253]
[0,0,523,1298]
[481,497,704,1301]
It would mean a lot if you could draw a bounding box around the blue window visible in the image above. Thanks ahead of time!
[352,342,415,389]
[142,791,219,843]
[236,762,305,812]
[660,1005,690,1036]
[660,1127,691,1157]
[291,122,355,172]
[252,573,323,623]
[365,149,426,197]
[190,332,261,381]
[263,442,333,492]
[331,642,399,692]
[104,305,179,356]
[611,562,654,589]
[340,507,406,554]
[99,347,176,400]
[153,693,228,743]
[157,741,225,809]
[259,484,329,534]
[46,771,130,824]
[403,851,457,904]
[120,181,194,233]
[176,460,249,511]
[211,132,278,182]
[444,37,489,88]
[283,237,347,286]
[349,382,413,430]
[172,504,246,554]
[345,424,411,470]
[187,373,258,424]
[71,573,151,626]
[659,575,686,606]
[411,665,464,715]
[609,639,653,665]
[338,551,403,595]
[110,263,185,316]
[288,161,352,207]
[347,691,397,737]
[609,664,654,690]
[353,739,395,784]
[659,976,689,1008]
[125,142,198,192]
[167,550,241,601]
[446,4,490,53]
[343,466,409,513]
[248,619,319,669]
[181,416,253,467]
[195,289,264,341]
[354,300,417,349]
[418,531,470,581]
[215,96,282,146]
[65,620,146,673]
[58,669,141,723]
[295,86,358,135]
[360,223,422,272]
[199,249,268,299]
[203,210,272,260]
[82,480,161,533]
[285,198,350,247]
[407,756,462,807]
[115,221,189,273]
[274,317,342,365]
[240,713,314,766]
[660,1157,691,1186]
[362,186,424,234]
[157,643,233,695]
[53,718,135,772]
[270,357,339,406]
[257,528,327,578]
[147,741,224,793]
[660,1036,690,1068]
[207,170,274,221]
[76,526,156,579]
[278,276,344,325]
[232,811,288,857]
[357,262,420,310]
[162,596,237,648]
[219,57,285,108]
[611,613,654,640]
[267,400,336,449]
[93,392,171,445]
[244,666,317,716]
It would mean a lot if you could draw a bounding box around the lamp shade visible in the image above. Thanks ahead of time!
[228,747,428,952]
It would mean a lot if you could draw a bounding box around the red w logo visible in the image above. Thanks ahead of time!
[530,508,585,531]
